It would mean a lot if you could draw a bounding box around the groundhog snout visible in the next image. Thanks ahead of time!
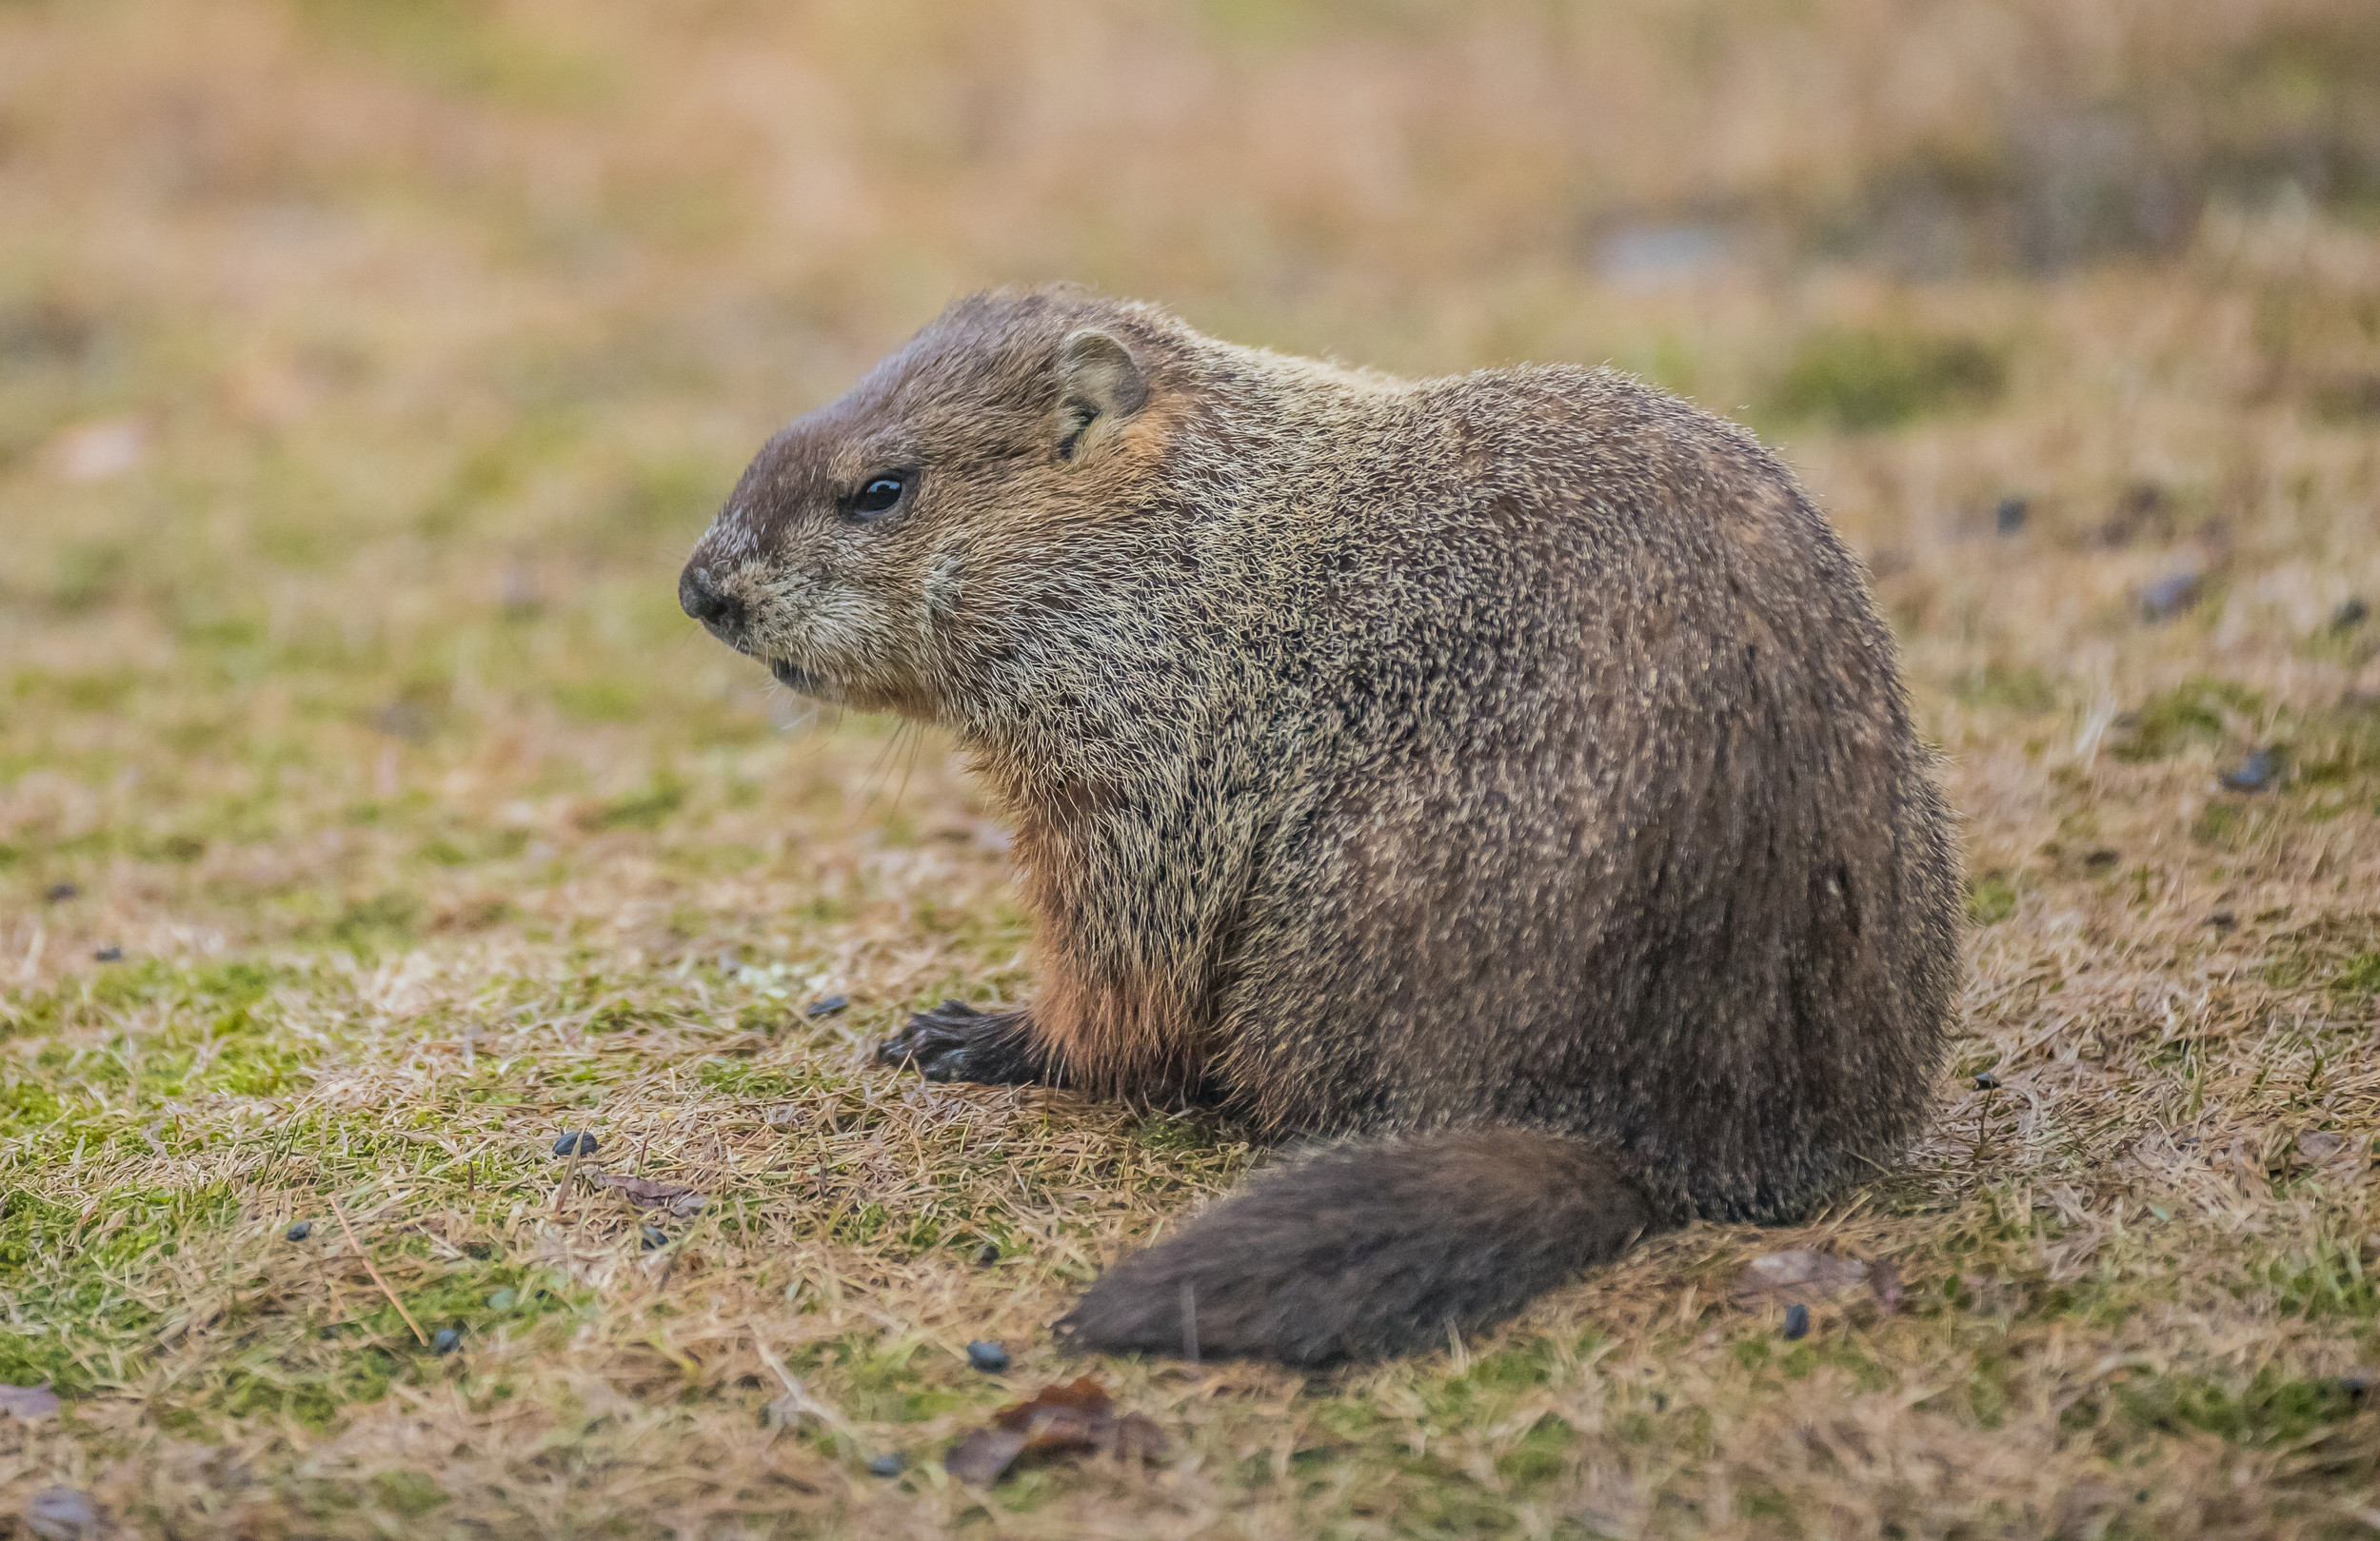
[678,563,745,639]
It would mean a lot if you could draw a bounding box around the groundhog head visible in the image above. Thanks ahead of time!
[679,288,1171,721]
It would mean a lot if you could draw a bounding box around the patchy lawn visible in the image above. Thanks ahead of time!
[1,3,2376,1536]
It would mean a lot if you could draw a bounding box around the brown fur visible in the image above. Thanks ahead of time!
[680,285,1963,1365]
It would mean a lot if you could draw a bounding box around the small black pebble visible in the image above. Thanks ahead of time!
[641,1226,668,1251]
[966,1339,1010,1373]
[1783,1303,1811,1340]
[2205,910,2237,931]
[43,882,77,903]
[2139,571,2201,622]
[285,1220,313,1241]
[432,1328,461,1355]
[2339,1373,2371,1403]
[1973,1072,2000,1092]
[1993,496,2029,535]
[866,1452,904,1478]
[2082,848,2121,873]
[552,1131,597,1157]
[2332,597,2370,633]
[804,995,850,1018]
[92,946,122,963]
[974,1241,1000,1267]
[2218,746,2282,793]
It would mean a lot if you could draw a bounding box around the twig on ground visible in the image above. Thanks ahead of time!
[331,1195,428,1347]
[751,1321,862,1450]
[555,1146,583,1215]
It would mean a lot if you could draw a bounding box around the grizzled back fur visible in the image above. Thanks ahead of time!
[683,285,1963,1362]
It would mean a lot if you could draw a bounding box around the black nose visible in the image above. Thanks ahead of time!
[679,563,744,630]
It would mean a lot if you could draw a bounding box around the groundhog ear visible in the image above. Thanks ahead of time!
[1054,328,1147,459]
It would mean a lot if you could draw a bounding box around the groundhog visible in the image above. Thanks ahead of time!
[679,286,1961,1365]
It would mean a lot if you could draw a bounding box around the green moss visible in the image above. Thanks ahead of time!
[2191,802,2242,846]
[198,1261,588,1430]
[406,422,577,539]
[370,1472,448,1516]
[2112,677,2263,762]
[583,776,685,830]
[2259,1234,2377,1320]
[1450,1344,1556,1401]
[2292,698,2380,786]
[1128,1113,1233,1155]
[0,1185,83,1275]
[677,841,764,875]
[0,1077,66,1134]
[8,666,144,712]
[10,958,292,1044]
[48,540,127,612]
[552,680,648,723]
[204,1037,313,1097]
[692,1061,816,1099]
[205,1345,405,1430]
[1951,664,2057,714]
[604,454,727,540]
[1383,1461,1522,1535]
[421,827,531,866]
[800,1334,969,1426]
[0,1183,248,1393]
[2116,1366,2367,1447]
[1967,875,2019,925]
[322,892,422,956]
[1491,1413,1576,1486]
[1764,326,2008,430]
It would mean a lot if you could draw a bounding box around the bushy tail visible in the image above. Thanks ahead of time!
[1054,1127,1668,1366]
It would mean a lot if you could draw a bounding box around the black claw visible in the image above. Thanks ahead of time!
[876,1001,980,1074]
[875,1002,1054,1087]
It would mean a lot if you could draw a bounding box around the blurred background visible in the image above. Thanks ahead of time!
[2,0,2376,957]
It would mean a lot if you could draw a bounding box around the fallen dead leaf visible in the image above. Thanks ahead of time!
[2294,1131,2373,1178]
[0,1384,62,1419]
[1868,1258,1904,1314]
[590,1174,708,1217]
[2297,1131,2346,1162]
[1734,1250,1870,1304]
[943,1423,1033,1484]
[944,1376,1168,1485]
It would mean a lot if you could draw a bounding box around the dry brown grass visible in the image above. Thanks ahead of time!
[2,2,2377,1536]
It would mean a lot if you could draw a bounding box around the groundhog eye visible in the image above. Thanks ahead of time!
[850,475,906,517]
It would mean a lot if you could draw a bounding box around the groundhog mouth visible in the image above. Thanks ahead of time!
[768,658,827,696]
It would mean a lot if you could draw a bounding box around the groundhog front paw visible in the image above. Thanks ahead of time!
[876,1000,1054,1086]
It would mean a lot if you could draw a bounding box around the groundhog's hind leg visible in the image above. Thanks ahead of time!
[876,1001,1062,1086]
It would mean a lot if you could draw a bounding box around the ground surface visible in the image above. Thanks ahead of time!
[2,3,2377,1537]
